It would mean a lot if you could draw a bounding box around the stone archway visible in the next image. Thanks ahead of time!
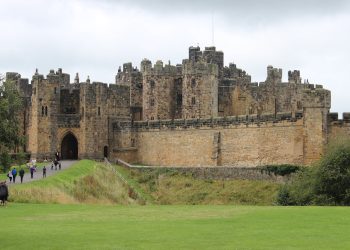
[61,132,78,160]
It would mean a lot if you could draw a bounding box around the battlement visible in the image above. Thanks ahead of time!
[114,111,303,132]
[328,112,350,123]
[141,59,181,76]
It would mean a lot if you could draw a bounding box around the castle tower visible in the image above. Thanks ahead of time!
[142,60,179,120]
[182,60,218,119]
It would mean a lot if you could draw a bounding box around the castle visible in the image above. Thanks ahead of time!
[6,46,350,167]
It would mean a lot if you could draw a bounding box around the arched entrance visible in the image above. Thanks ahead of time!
[61,132,78,160]
[103,146,108,158]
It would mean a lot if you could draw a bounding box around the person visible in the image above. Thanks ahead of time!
[30,166,35,179]
[51,162,54,170]
[55,151,60,162]
[7,170,12,183]
[43,166,46,178]
[11,168,17,183]
[19,168,25,183]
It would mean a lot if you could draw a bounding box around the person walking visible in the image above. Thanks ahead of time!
[11,168,17,183]
[7,170,12,183]
[43,166,46,178]
[19,168,25,183]
[30,166,35,179]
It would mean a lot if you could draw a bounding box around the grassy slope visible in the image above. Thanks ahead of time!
[9,160,136,205]
[1,204,350,250]
[117,166,280,205]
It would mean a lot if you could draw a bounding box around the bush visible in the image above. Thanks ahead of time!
[261,164,303,176]
[276,168,316,205]
[314,139,350,205]
[277,139,350,206]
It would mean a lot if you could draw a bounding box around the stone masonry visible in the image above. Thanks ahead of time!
[5,46,349,167]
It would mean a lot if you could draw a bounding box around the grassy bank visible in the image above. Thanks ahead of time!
[1,203,349,249]
[116,166,280,205]
[9,160,137,205]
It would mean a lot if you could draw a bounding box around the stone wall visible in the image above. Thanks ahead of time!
[113,113,308,167]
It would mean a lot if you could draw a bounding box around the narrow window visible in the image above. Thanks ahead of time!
[45,106,48,116]
[54,87,57,94]
[41,106,44,116]
[82,107,84,116]
[191,97,196,105]
[191,78,196,87]
[150,98,155,106]
[98,107,101,116]
[177,94,182,106]
[151,116,154,120]
[150,80,155,88]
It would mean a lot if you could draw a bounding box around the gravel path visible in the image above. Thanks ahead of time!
[6,160,77,185]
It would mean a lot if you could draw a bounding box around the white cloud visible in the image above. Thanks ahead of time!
[0,0,349,114]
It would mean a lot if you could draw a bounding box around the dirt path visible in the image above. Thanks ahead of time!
[6,160,77,185]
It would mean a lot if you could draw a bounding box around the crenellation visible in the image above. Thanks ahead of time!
[8,45,350,168]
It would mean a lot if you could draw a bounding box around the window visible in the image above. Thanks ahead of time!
[151,116,154,120]
[177,94,182,106]
[191,97,196,105]
[82,107,84,116]
[41,106,44,116]
[150,80,155,88]
[45,106,48,116]
[54,87,57,94]
[98,107,101,116]
[150,98,155,106]
[191,78,196,87]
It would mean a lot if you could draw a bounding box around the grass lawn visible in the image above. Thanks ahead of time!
[1,204,350,249]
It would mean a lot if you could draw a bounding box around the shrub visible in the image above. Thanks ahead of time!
[261,164,303,176]
[314,139,350,205]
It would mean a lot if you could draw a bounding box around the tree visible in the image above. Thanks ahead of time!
[314,139,350,205]
[0,74,24,172]
[277,138,350,206]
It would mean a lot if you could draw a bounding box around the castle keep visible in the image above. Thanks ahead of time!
[6,46,350,167]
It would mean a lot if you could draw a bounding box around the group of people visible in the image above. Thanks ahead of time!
[6,151,61,184]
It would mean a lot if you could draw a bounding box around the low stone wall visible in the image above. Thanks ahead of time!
[131,166,287,182]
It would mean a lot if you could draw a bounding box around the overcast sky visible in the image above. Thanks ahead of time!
[1,0,349,114]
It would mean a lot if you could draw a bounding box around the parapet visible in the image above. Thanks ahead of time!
[328,112,350,124]
[113,112,303,131]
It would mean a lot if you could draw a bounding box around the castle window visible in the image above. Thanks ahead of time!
[177,94,182,106]
[82,107,84,116]
[98,107,101,116]
[150,80,155,88]
[151,116,154,120]
[41,106,44,116]
[45,106,48,116]
[54,87,57,94]
[191,97,196,105]
[150,98,155,106]
[191,78,196,87]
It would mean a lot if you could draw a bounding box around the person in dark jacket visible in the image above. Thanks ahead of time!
[19,168,25,183]
[43,166,47,178]
[11,168,17,183]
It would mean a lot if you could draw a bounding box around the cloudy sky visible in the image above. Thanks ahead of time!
[0,0,349,114]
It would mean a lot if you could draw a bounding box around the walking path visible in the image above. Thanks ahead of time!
[7,160,77,185]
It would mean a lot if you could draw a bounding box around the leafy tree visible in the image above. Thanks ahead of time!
[277,138,350,206]
[314,139,350,205]
[0,74,24,172]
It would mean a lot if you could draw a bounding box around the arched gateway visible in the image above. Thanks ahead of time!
[61,132,78,160]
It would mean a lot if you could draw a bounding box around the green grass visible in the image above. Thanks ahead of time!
[1,203,350,249]
[120,167,280,205]
[9,160,137,204]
